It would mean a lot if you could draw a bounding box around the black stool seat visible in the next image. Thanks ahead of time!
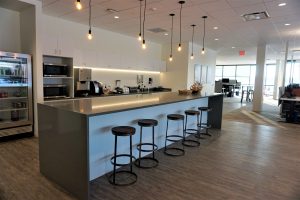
[167,114,184,120]
[185,110,200,115]
[112,126,136,136]
[198,107,212,112]
[109,126,137,186]
[138,119,158,127]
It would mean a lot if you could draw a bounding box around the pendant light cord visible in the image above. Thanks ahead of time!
[89,0,91,30]
[203,17,206,50]
[142,0,147,40]
[139,0,142,35]
[192,25,195,54]
[179,3,182,45]
[171,15,174,55]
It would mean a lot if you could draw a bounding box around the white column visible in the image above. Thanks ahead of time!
[282,41,289,88]
[253,44,266,112]
[273,59,280,100]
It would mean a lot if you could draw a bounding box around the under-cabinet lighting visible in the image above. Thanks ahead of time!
[74,66,160,74]
[278,3,286,6]
[92,98,159,109]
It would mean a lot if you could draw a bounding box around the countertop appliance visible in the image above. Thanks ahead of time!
[74,68,92,97]
[0,51,33,140]
[90,81,104,95]
[43,63,68,77]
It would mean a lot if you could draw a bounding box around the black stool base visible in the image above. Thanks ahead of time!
[108,170,137,186]
[164,147,185,156]
[182,139,200,147]
[135,157,159,169]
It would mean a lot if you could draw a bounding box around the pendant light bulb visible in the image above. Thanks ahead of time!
[76,0,82,10]
[138,33,142,41]
[178,44,182,52]
[169,55,173,62]
[142,40,146,49]
[87,29,92,40]
[190,53,194,60]
[201,48,205,55]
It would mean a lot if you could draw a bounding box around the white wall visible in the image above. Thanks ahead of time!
[160,42,217,93]
[91,71,160,89]
[160,43,189,91]
[0,7,21,52]
[42,15,163,87]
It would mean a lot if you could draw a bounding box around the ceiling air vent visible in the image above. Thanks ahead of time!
[242,11,270,21]
[147,28,167,33]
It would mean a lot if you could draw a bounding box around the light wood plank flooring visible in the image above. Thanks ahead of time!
[0,104,300,200]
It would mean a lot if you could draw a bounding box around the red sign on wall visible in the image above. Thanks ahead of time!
[239,50,245,56]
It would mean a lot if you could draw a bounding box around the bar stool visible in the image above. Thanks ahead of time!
[183,110,200,147]
[164,114,185,156]
[135,119,159,169]
[109,126,137,186]
[197,107,212,137]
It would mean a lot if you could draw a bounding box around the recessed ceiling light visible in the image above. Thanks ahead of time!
[278,3,286,7]
[114,16,119,19]
[285,23,291,26]
[213,26,218,30]
[149,7,157,11]
[164,33,169,36]
[232,46,236,49]
[214,38,219,41]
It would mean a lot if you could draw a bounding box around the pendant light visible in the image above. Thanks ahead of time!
[201,16,207,55]
[87,0,92,40]
[190,24,196,60]
[142,0,147,49]
[75,0,82,10]
[177,1,185,52]
[169,13,175,62]
[138,0,143,41]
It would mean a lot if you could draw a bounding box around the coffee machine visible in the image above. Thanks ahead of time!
[74,68,91,97]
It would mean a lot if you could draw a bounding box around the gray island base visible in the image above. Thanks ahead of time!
[38,92,223,200]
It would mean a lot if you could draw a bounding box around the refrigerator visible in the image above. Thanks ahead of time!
[0,51,33,139]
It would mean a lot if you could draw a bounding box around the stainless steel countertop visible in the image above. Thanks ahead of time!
[39,92,222,116]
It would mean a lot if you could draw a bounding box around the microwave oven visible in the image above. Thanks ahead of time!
[43,64,68,77]
[44,84,67,98]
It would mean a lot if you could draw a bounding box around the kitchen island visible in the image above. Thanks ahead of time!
[38,92,223,200]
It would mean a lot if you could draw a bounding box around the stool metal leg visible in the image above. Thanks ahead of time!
[164,119,169,151]
[138,126,143,167]
[113,135,117,184]
[152,126,155,160]
[130,134,133,172]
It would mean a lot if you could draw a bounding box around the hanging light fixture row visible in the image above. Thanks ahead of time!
[74,0,209,59]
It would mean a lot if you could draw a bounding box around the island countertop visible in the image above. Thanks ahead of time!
[40,92,222,116]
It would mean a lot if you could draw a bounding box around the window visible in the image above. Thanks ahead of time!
[264,64,276,96]
[216,64,256,87]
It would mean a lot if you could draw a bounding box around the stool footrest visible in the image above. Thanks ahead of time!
[182,139,200,147]
[164,147,185,156]
[108,170,137,186]
[137,143,158,152]
[184,128,199,135]
[135,157,159,169]
[110,154,136,167]
[166,135,184,143]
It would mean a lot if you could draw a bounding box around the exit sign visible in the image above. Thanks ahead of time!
[239,50,245,56]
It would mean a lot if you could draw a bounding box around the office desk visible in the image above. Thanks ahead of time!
[280,97,300,122]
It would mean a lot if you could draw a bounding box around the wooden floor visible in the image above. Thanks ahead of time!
[1,102,300,200]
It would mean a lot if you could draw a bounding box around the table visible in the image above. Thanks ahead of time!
[280,97,300,122]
